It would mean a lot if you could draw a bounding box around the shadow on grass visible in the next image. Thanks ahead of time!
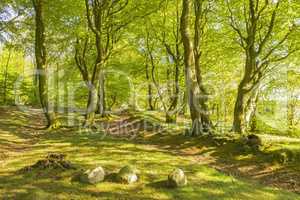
[1,107,300,198]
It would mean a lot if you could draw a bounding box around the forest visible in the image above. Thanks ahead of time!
[0,0,300,199]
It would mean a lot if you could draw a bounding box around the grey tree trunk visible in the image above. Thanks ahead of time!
[181,0,205,136]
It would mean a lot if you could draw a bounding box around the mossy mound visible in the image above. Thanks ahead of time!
[20,153,76,172]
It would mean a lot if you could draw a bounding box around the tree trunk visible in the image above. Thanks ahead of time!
[166,60,180,123]
[97,69,106,117]
[180,0,204,136]
[145,62,154,110]
[33,0,59,129]
[232,34,256,133]
[2,49,11,105]
[179,91,187,115]
[287,98,296,130]
[162,0,181,123]
[84,80,98,126]
[245,87,260,132]
[84,29,102,126]
[193,0,213,132]
[233,80,249,134]
[194,52,212,132]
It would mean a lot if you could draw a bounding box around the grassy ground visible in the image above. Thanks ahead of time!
[1,107,300,199]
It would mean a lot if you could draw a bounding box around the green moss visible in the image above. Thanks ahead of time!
[0,130,299,200]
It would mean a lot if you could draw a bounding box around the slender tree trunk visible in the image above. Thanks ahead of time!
[32,0,58,129]
[2,49,11,105]
[163,0,181,123]
[84,32,102,126]
[98,69,106,117]
[287,95,296,130]
[166,60,180,123]
[193,0,213,132]
[145,62,154,110]
[179,91,187,115]
[147,39,168,112]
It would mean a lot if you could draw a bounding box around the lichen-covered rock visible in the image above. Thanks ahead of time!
[168,168,187,187]
[116,165,138,184]
[80,166,105,184]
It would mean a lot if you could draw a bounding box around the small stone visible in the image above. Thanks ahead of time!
[80,166,105,184]
[116,165,138,184]
[168,168,187,187]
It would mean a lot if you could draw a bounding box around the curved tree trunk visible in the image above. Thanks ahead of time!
[180,0,203,136]
[193,0,213,132]
[180,0,213,136]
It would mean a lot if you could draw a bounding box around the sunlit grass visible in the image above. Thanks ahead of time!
[0,108,300,199]
[1,128,300,200]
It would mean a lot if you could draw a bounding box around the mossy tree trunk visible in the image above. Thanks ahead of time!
[180,0,213,135]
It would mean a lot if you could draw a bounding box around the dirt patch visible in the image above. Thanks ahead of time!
[20,153,76,173]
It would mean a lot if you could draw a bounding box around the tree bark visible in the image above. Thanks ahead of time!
[180,0,204,136]
[32,0,58,129]
[229,0,291,134]
[97,69,106,117]
[245,87,260,132]
[193,0,212,132]
[84,0,103,126]
[180,0,214,135]
[2,49,11,105]
[145,61,154,110]
[162,0,182,123]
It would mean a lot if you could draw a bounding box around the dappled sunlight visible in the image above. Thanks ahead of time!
[0,108,299,199]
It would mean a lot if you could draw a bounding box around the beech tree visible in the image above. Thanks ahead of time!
[226,0,299,133]
[32,0,59,128]
[82,0,130,125]
[180,0,213,136]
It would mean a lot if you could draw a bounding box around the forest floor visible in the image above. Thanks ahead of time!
[0,106,300,199]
